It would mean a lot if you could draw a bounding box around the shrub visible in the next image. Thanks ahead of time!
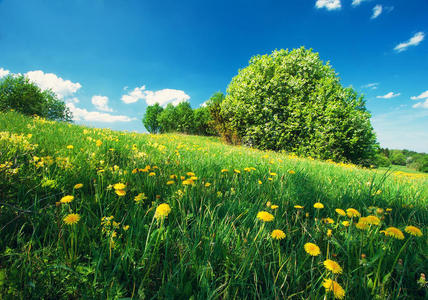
[0,74,72,121]
[220,47,377,164]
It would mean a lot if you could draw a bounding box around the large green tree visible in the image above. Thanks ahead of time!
[220,47,378,164]
[0,74,72,121]
[142,103,163,133]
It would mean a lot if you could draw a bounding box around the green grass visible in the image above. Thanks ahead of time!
[0,111,427,299]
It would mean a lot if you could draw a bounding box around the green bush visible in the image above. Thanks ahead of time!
[220,47,377,165]
[142,103,163,133]
[0,75,72,122]
[373,153,391,167]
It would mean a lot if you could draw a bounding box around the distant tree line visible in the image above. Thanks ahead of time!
[373,148,428,172]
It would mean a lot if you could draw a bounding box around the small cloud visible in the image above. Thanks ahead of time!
[66,103,136,123]
[412,99,428,109]
[315,0,341,11]
[91,95,114,112]
[25,70,81,99]
[121,85,146,104]
[352,0,369,6]
[121,85,190,107]
[66,97,80,104]
[362,82,379,90]
[394,32,425,53]
[410,90,428,100]
[0,67,10,78]
[376,92,401,99]
[371,5,382,19]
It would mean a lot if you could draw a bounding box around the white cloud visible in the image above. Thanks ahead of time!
[376,92,400,99]
[66,103,135,123]
[25,70,81,99]
[0,67,10,78]
[352,0,369,6]
[371,5,382,19]
[315,0,341,10]
[121,85,146,104]
[412,99,428,109]
[145,89,190,106]
[121,86,190,106]
[66,97,80,104]
[394,32,425,52]
[410,90,428,100]
[91,95,113,112]
[362,82,379,89]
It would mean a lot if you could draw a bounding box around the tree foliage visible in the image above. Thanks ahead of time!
[142,103,163,133]
[0,75,72,122]
[220,47,378,164]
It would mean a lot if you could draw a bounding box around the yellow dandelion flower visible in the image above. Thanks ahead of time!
[148,172,156,176]
[74,183,83,189]
[154,203,171,220]
[322,278,345,299]
[304,243,321,256]
[134,193,147,203]
[314,202,324,209]
[335,209,346,217]
[115,189,126,196]
[271,229,286,240]
[166,180,175,185]
[63,213,81,225]
[269,172,277,176]
[113,183,126,190]
[66,145,74,149]
[346,208,361,218]
[288,170,295,174]
[96,139,102,147]
[123,225,130,231]
[361,215,381,225]
[271,205,279,210]
[323,218,334,224]
[186,172,195,176]
[355,222,369,230]
[294,205,304,209]
[204,182,211,187]
[341,221,350,227]
[327,229,332,237]
[170,174,177,179]
[256,211,274,222]
[386,208,392,212]
[405,226,422,237]
[258,180,262,185]
[190,176,198,181]
[323,259,343,274]
[384,227,404,240]
[266,201,272,207]
[221,169,228,173]
[182,179,193,185]
[60,195,74,203]
[234,169,241,174]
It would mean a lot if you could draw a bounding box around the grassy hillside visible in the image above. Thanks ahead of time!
[0,111,427,299]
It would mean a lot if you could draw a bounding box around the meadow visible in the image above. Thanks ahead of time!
[0,110,427,299]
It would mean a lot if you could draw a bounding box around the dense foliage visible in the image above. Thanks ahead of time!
[220,47,378,165]
[0,75,72,122]
[143,101,215,136]
[376,148,428,172]
[0,111,427,299]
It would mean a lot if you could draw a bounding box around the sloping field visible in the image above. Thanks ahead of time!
[0,111,427,299]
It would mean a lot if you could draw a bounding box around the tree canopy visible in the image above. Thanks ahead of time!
[0,74,72,122]
[220,47,378,164]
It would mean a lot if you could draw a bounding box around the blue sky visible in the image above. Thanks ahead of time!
[0,0,427,152]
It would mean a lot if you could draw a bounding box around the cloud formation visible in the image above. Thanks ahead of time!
[25,70,82,99]
[0,68,10,78]
[315,0,341,10]
[91,95,114,112]
[394,32,425,52]
[121,86,190,106]
[371,5,382,19]
[412,99,428,109]
[410,90,428,100]
[351,0,369,6]
[66,103,135,123]
[362,82,379,90]
[376,92,400,99]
